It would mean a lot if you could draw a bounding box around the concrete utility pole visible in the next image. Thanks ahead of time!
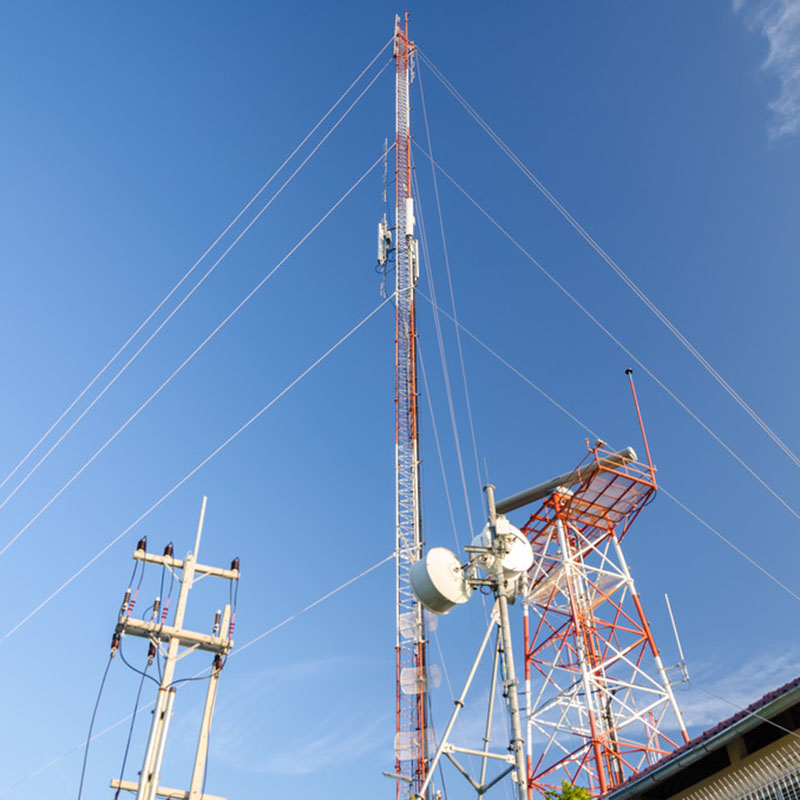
[110,497,239,800]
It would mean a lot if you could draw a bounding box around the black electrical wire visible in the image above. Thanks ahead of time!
[154,555,175,683]
[164,562,175,608]
[158,562,166,608]
[126,559,139,590]
[113,656,151,799]
[118,639,160,687]
[76,652,114,800]
[168,672,214,689]
[135,556,147,593]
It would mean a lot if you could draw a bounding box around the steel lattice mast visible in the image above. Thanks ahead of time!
[392,12,428,800]
[518,443,690,797]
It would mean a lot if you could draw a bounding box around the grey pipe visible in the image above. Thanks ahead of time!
[495,447,637,515]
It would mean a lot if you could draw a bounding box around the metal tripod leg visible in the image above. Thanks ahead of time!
[414,605,499,799]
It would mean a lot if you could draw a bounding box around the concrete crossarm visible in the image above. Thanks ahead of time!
[110,778,225,800]
[133,549,239,581]
[118,616,232,654]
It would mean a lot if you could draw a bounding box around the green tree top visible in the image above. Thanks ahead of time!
[542,781,592,800]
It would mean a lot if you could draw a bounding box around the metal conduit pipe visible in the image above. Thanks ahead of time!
[495,447,638,515]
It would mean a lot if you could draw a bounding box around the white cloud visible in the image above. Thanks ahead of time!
[206,657,391,777]
[736,0,800,139]
[676,647,799,730]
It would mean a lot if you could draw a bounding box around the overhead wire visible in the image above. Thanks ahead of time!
[689,682,800,743]
[0,58,392,517]
[412,172,513,777]
[416,60,485,510]
[417,289,800,605]
[4,293,394,639]
[418,344,461,552]
[76,652,114,800]
[1,552,395,796]
[0,147,394,562]
[0,37,394,502]
[419,269,800,775]
[411,160,475,536]
[416,49,800,475]
[412,144,800,524]
[230,552,394,657]
[118,638,160,687]
[113,653,153,800]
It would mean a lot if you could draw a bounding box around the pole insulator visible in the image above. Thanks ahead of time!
[230,557,239,571]
[164,542,173,557]
[137,536,147,552]
[111,631,121,655]
[120,588,131,615]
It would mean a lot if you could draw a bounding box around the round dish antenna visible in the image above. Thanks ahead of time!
[471,515,534,576]
[410,547,472,614]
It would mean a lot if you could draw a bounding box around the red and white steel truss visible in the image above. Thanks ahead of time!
[392,13,428,800]
[521,446,689,798]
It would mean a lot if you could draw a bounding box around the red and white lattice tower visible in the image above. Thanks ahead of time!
[520,433,690,797]
[392,13,428,800]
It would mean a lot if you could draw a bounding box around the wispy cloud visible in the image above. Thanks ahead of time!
[677,647,799,730]
[735,0,800,140]
[204,657,391,777]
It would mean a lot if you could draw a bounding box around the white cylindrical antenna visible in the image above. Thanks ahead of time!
[193,496,208,560]
[665,593,687,666]
[405,197,415,236]
[378,219,386,264]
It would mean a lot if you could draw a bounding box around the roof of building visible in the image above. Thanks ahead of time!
[603,675,800,799]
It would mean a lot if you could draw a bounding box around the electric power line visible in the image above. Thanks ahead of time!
[417,290,800,606]
[412,145,800,525]
[416,61,485,510]
[76,653,115,800]
[4,293,394,640]
[0,37,394,503]
[0,59,392,517]
[417,49,800,476]
[0,147,394,562]
[2,552,395,797]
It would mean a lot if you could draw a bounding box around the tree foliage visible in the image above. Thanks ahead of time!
[542,781,592,800]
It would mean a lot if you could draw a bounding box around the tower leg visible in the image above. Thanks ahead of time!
[415,608,498,799]
[612,534,690,744]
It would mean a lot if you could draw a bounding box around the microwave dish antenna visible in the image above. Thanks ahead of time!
[409,486,529,800]
[471,516,534,576]
[410,547,472,614]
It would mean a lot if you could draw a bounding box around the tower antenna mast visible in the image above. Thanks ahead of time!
[392,12,427,799]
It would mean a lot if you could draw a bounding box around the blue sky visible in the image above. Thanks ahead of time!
[1,1,799,798]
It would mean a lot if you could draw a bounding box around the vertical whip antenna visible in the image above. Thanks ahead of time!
[392,12,427,800]
[626,368,655,480]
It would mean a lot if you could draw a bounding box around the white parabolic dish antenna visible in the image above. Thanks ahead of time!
[472,516,534,575]
[410,547,472,615]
